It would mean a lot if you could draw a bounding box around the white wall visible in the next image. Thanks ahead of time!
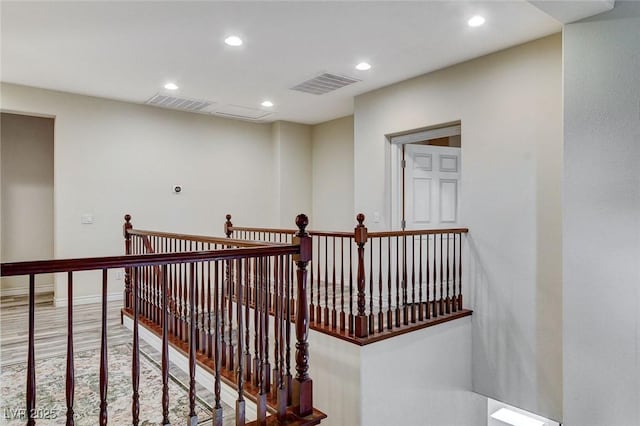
[311,115,354,231]
[1,83,279,302]
[272,121,312,228]
[1,112,54,294]
[307,328,361,426]
[563,2,640,425]
[361,317,486,426]
[353,35,563,421]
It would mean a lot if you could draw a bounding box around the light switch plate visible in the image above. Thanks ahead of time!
[81,213,93,224]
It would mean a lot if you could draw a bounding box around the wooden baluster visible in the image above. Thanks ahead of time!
[236,259,246,426]
[244,259,252,383]
[161,265,170,426]
[285,254,293,404]
[354,214,369,338]
[293,214,313,416]
[332,237,337,329]
[452,233,458,312]
[188,263,198,426]
[277,255,287,418]
[387,237,392,330]
[323,236,329,326]
[378,238,383,333]
[26,274,36,426]
[227,257,235,372]
[181,244,186,341]
[213,260,223,426]
[207,254,213,359]
[132,267,140,426]
[316,237,321,326]
[309,237,315,324]
[369,237,374,334]
[411,235,416,323]
[173,240,179,338]
[273,256,281,397]
[257,258,267,425]
[99,269,108,425]
[253,259,260,387]
[439,233,445,316]
[195,251,201,352]
[458,233,463,310]
[66,272,75,425]
[419,235,424,321]
[349,241,353,335]
[446,233,451,314]
[403,234,408,326]
[432,234,438,318]
[220,252,227,368]
[123,214,133,310]
[426,234,431,320]
[395,236,400,328]
[264,257,271,395]
[340,237,346,331]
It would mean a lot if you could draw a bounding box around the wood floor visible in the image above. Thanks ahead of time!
[0,293,235,425]
[0,293,130,365]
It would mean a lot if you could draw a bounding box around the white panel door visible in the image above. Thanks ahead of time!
[404,144,461,229]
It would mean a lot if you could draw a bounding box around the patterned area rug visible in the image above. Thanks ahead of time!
[1,344,212,425]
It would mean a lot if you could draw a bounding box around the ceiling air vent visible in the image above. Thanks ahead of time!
[290,72,361,95]
[145,93,215,112]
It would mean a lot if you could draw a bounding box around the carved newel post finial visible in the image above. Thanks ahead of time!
[295,214,309,235]
[224,214,233,238]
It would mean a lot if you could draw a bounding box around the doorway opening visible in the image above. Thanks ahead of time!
[1,112,55,302]
[389,122,461,230]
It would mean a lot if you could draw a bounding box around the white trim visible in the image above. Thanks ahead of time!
[389,124,461,145]
[54,292,123,307]
[122,315,258,422]
[0,283,54,297]
[390,141,403,231]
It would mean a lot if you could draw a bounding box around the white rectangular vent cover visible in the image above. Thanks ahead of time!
[146,93,214,112]
[290,72,361,95]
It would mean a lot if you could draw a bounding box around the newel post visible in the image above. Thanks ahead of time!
[224,214,233,238]
[123,214,133,310]
[293,214,313,417]
[354,213,369,338]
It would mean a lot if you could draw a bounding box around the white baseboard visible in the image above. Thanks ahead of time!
[54,292,123,307]
[122,315,258,422]
[0,283,54,297]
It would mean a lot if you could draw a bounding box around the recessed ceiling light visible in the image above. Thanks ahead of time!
[356,62,372,71]
[261,100,274,107]
[164,82,179,90]
[224,36,243,46]
[468,16,485,27]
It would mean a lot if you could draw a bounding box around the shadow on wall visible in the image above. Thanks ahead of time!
[466,234,535,411]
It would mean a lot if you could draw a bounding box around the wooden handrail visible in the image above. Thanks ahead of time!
[226,224,468,239]
[227,226,297,235]
[367,228,468,237]
[0,245,299,277]
[129,228,285,247]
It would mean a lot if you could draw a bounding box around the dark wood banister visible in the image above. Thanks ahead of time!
[129,228,286,247]
[225,213,472,346]
[227,226,469,238]
[0,245,300,276]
